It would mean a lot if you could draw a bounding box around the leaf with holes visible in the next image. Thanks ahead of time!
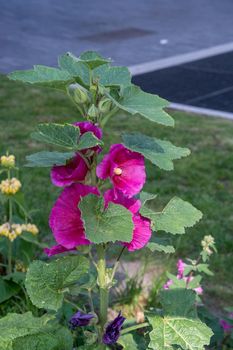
[147,289,213,350]
[123,133,190,171]
[108,85,174,126]
[8,65,73,90]
[79,194,133,244]
[25,255,89,311]
[141,197,202,234]
[25,151,75,167]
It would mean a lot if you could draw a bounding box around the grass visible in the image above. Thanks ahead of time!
[0,74,232,309]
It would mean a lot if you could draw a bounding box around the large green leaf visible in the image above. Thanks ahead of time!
[31,123,80,149]
[0,312,52,350]
[25,151,75,167]
[147,235,175,254]
[8,65,73,90]
[118,333,141,349]
[141,197,202,234]
[79,51,111,69]
[108,85,174,126]
[147,289,213,350]
[25,255,89,311]
[58,52,90,86]
[123,133,190,171]
[13,327,73,350]
[79,194,133,244]
[0,277,20,304]
[93,64,131,86]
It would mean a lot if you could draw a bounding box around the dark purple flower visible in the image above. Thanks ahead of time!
[220,319,233,332]
[69,311,95,329]
[102,312,126,345]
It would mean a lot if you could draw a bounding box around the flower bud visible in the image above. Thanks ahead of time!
[68,84,90,104]
[87,104,99,118]
[0,177,21,195]
[0,154,15,168]
[98,97,112,113]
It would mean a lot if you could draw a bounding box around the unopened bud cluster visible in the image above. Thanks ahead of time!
[0,222,39,242]
[15,260,27,273]
[0,154,15,168]
[201,235,215,255]
[0,178,21,195]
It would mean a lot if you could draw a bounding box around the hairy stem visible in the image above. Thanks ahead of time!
[121,322,149,335]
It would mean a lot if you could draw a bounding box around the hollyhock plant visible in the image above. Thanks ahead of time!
[97,143,146,198]
[7,51,215,350]
[49,183,99,249]
[104,189,152,251]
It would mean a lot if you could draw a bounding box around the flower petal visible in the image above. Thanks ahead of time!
[44,244,75,257]
[123,214,152,251]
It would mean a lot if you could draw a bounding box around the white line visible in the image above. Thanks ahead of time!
[129,42,233,75]
[169,103,233,121]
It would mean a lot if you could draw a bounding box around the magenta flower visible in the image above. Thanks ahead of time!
[163,279,173,290]
[97,144,146,197]
[51,154,89,187]
[49,183,99,249]
[103,312,126,345]
[177,259,186,279]
[194,286,203,295]
[220,319,233,332]
[104,189,151,251]
[44,244,76,257]
[69,311,95,329]
[51,121,102,187]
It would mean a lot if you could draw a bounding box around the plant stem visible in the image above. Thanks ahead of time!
[110,246,125,282]
[97,244,109,348]
[121,322,149,335]
[7,169,13,274]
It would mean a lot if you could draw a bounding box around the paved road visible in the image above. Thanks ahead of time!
[1,0,233,73]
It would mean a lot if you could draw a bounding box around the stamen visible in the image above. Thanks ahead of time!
[114,167,123,175]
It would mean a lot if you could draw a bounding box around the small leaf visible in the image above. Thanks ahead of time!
[8,65,73,90]
[31,123,80,149]
[0,277,20,304]
[93,64,131,86]
[77,131,103,150]
[79,194,133,244]
[147,235,175,254]
[196,264,214,276]
[25,151,75,167]
[79,51,111,69]
[58,52,90,86]
[123,133,190,171]
[141,197,203,235]
[147,289,213,350]
[140,191,157,206]
[108,85,174,126]
[25,255,89,311]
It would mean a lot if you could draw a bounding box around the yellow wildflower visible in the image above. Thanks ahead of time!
[22,223,39,235]
[0,177,21,195]
[0,154,15,168]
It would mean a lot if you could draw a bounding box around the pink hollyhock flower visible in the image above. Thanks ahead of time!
[177,259,186,279]
[44,244,76,257]
[104,189,151,251]
[163,279,173,289]
[220,319,233,332]
[49,183,99,249]
[51,154,89,187]
[194,286,203,295]
[51,122,102,187]
[97,144,146,198]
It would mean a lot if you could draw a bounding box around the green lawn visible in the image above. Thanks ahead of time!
[0,74,232,309]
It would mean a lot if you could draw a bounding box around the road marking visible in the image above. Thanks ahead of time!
[129,42,233,75]
[169,103,233,120]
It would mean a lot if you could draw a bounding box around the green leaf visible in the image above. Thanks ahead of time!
[25,255,89,311]
[25,151,75,167]
[20,232,46,248]
[141,197,203,234]
[0,277,20,304]
[108,85,174,126]
[8,65,73,90]
[79,51,111,69]
[79,194,133,244]
[0,312,52,350]
[32,123,80,149]
[147,289,213,350]
[58,52,90,86]
[147,235,175,254]
[196,264,213,276]
[140,191,157,206]
[13,326,73,350]
[123,133,190,171]
[93,64,131,86]
[77,131,103,150]
[118,333,141,349]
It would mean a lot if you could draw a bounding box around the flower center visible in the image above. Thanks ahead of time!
[113,167,122,176]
